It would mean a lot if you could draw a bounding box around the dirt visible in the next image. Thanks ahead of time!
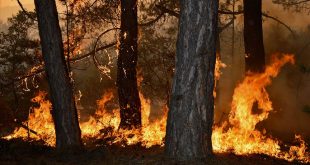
[0,139,307,165]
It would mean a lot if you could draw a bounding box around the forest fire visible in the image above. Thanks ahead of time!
[4,54,309,163]
[212,54,310,163]
[81,90,167,148]
[4,90,167,148]
[2,0,310,164]
[4,91,55,145]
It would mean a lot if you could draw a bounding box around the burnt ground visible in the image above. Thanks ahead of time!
[0,139,308,165]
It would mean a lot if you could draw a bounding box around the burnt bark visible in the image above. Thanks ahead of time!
[243,0,265,73]
[117,0,141,129]
[34,0,82,150]
[165,0,218,160]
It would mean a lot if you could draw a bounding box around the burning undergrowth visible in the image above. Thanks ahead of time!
[4,90,167,148]
[213,54,310,163]
[2,54,310,163]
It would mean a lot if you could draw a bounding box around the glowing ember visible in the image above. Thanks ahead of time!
[212,54,310,163]
[214,54,226,98]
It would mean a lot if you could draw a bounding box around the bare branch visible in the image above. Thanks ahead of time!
[2,42,117,88]
[71,42,117,62]
[155,5,180,18]
[155,5,243,18]
[262,13,296,38]
[16,0,37,21]
[218,10,244,15]
[138,12,165,26]
[219,18,235,33]
[92,28,119,72]
[274,0,310,6]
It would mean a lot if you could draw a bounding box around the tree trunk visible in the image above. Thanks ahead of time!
[165,0,218,160]
[117,0,141,129]
[34,0,82,150]
[243,0,265,73]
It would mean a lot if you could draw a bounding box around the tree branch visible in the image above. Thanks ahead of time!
[138,12,165,26]
[155,5,180,18]
[218,10,244,15]
[16,0,37,21]
[2,42,117,88]
[219,18,235,33]
[262,13,296,38]
[71,42,117,62]
[274,0,310,6]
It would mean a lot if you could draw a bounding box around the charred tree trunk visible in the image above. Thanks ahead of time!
[165,0,218,160]
[34,0,82,150]
[117,0,141,129]
[243,0,265,73]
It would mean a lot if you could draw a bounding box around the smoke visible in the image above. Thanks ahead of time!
[1,0,309,144]
[215,0,310,143]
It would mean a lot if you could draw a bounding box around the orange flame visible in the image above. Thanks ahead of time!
[4,54,310,163]
[81,90,167,148]
[213,54,310,163]
[5,89,166,148]
[4,91,55,146]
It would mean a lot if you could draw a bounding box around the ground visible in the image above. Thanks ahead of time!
[0,139,307,165]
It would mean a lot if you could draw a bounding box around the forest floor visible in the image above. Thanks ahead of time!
[0,139,307,165]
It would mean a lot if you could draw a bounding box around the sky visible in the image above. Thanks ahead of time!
[0,0,34,21]
[1,0,310,30]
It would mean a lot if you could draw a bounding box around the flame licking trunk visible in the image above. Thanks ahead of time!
[4,54,310,163]
[5,89,167,148]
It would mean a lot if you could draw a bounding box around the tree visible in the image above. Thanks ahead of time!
[273,0,310,11]
[34,0,82,150]
[117,0,141,129]
[165,0,219,160]
[244,0,265,72]
[0,11,39,111]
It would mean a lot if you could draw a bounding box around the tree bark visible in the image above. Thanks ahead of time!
[34,0,82,150]
[165,0,218,160]
[243,0,265,73]
[117,0,141,129]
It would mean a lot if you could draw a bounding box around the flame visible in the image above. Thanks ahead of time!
[4,54,310,163]
[4,91,55,146]
[215,54,227,82]
[212,54,310,163]
[5,89,166,148]
[214,54,226,98]
[81,90,167,148]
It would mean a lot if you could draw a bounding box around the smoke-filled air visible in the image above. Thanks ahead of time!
[0,0,309,164]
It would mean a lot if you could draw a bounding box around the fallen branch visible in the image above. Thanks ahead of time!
[14,120,38,136]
